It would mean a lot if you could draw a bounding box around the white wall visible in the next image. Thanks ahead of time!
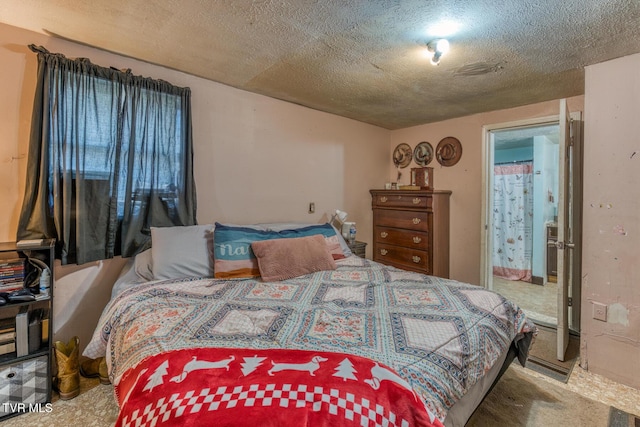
[582,53,640,389]
[0,23,390,353]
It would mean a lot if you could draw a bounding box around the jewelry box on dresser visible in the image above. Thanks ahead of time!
[370,189,451,278]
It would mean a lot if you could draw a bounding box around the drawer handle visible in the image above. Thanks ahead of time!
[380,249,388,256]
[380,232,388,238]
[380,196,388,203]
[412,256,421,263]
[413,198,421,205]
[413,236,422,244]
[412,218,421,225]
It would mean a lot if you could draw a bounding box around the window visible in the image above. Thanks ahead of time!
[18,46,197,264]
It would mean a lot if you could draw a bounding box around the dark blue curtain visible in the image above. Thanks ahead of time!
[17,45,197,265]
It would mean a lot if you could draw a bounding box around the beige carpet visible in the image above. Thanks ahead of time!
[0,377,118,427]
[468,364,611,427]
[0,364,617,427]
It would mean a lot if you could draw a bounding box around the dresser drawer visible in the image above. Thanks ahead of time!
[372,193,432,209]
[374,210,430,232]
[373,243,429,272]
[374,226,429,250]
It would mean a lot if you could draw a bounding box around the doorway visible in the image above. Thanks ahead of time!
[490,123,560,325]
[480,102,582,360]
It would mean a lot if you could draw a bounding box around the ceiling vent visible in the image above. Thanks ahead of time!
[453,61,505,76]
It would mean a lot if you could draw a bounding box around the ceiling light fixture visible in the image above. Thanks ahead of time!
[426,39,450,66]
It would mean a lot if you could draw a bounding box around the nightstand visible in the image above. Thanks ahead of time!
[347,240,367,258]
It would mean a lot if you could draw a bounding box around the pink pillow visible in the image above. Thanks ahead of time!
[251,235,337,282]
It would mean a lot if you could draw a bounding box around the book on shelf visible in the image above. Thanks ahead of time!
[16,239,45,248]
[0,330,15,342]
[41,318,49,343]
[0,264,25,272]
[0,318,15,332]
[0,340,15,355]
[0,279,23,286]
[0,261,24,265]
[0,277,25,285]
[0,329,16,339]
[0,255,23,264]
[0,283,24,290]
[0,328,15,337]
[0,276,24,283]
[16,306,29,357]
[0,275,24,282]
[0,285,24,293]
[0,266,24,273]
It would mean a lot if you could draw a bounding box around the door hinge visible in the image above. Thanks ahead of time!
[568,297,573,307]
[569,118,575,146]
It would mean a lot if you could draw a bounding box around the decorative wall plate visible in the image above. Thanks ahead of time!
[413,141,434,166]
[436,137,462,167]
[392,143,412,168]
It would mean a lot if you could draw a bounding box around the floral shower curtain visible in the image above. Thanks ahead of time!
[492,162,534,281]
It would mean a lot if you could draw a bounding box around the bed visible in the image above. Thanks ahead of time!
[84,222,536,427]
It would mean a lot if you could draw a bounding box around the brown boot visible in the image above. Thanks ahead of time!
[80,356,110,385]
[53,336,80,400]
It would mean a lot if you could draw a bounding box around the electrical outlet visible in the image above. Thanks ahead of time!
[592,302,607,322]
[308,202,315,214]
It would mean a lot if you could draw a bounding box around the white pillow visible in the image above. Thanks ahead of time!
[151,224,214,280]
[134,248,154,281]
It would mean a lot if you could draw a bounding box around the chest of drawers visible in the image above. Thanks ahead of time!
[370,189,451,277]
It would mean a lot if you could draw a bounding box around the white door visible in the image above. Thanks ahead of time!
[556,99,572,361]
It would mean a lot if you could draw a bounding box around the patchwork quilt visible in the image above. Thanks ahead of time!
[85,256,535,425]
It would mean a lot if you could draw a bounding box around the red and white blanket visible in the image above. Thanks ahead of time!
[115,347,443,427]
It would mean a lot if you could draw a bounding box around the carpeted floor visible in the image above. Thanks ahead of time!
[1,363,635,427]
[467,364,611,426]
[0,376,118,427]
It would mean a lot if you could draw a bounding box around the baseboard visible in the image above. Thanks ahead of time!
[531,275,544,285]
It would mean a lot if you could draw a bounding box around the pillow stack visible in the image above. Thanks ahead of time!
[140,222,349,282]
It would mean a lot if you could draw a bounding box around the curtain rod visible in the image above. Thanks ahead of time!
[495,159,533,165]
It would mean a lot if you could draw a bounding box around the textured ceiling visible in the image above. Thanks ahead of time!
[2,0,640,129]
